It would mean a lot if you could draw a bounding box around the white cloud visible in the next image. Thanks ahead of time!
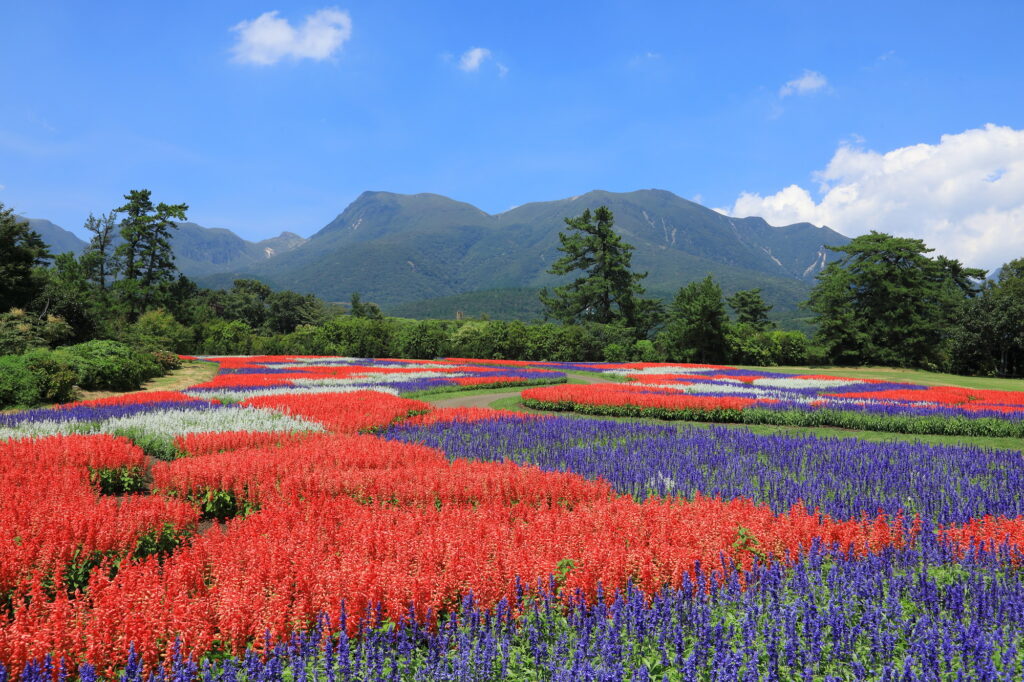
[728,124,1024,269]
[230,8,352,65]
[779,70,828,97]
[458,47,491,72]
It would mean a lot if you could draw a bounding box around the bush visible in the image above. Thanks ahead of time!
[151,350,183,372]
[125,310,194,354]
[0,349,78,408]
[55,340,162,392]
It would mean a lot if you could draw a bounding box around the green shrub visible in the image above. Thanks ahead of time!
[0,348,78,408]
[125,310,194,354]
[55,340,162,391]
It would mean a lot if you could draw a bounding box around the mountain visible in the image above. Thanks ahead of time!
[206,189,849,320]
[170,223,307,277]
[19,217,88,256]
[22,215,306,277]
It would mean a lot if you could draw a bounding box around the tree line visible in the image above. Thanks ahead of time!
[2,194,1022,377]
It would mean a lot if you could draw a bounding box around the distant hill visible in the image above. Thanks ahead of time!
[20,217,87,256]
[26,189,850,324]
[171,223,306,277]
[21,215,306,277]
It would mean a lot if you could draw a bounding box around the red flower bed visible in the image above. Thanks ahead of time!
[0,435,199,597]
[522,383,760,412]
[241,391,431,433]
[57,391,208,409]
[173,430,314,456]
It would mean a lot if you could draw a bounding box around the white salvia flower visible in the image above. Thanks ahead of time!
[0,406,324,441]
[185,384,402,402]
[606,366,724,377]
[752,377,858,389]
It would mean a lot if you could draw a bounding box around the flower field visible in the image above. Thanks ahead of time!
[3,356,1024,680]
[518,362,1024,437]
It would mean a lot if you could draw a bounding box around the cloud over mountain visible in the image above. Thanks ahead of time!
[728,124,1024,269]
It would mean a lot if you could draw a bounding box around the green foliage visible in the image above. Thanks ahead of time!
[947,258,1024,378]
[0,348,78,408]
[725,326,810,366]
[658,275,729,363]
[393,319,454,359]
[55,340,162,391]
[200,319,255,355]
[80,212,118,290]
[0,309,73,355]
[631,339,662,362]
[112,428,181,460]
[350,292,384,320]
[0,202,51,312]
[539,206,661,335]
[112,189,189,320]
[807,231,985,368]
[35,252,99,341]
[726,323,777,366]
[315,316,395,357]
[726,288,774,331]
[602,343,629,363]
[125,309,195,354]
[89,465,148,495]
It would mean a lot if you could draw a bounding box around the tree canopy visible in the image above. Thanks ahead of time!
[806,231,985,368]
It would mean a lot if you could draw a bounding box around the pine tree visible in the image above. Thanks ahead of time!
[539,206,659,333]
[0,203,51,312]
[659,275,729,363]
[112,189,188,320]
[726,288,774,331]
[80,212,118,290]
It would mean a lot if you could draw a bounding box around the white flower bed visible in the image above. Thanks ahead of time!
[185,384,402,402]
[290,371,469,386]
[606,366,721,377]
[751,377,858,390]
[0,406,323,441]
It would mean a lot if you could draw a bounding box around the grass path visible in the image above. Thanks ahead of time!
[75,360,219,401]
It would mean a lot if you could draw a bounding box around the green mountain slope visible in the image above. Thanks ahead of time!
[230,189,848,320]
[19,217,88,256]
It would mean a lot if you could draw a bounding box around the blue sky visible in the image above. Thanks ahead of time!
[2,1,1022,267]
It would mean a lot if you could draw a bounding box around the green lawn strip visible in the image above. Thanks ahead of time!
[487,396,1024,452]
[730,364,1024,392]
[406,376,578,401]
